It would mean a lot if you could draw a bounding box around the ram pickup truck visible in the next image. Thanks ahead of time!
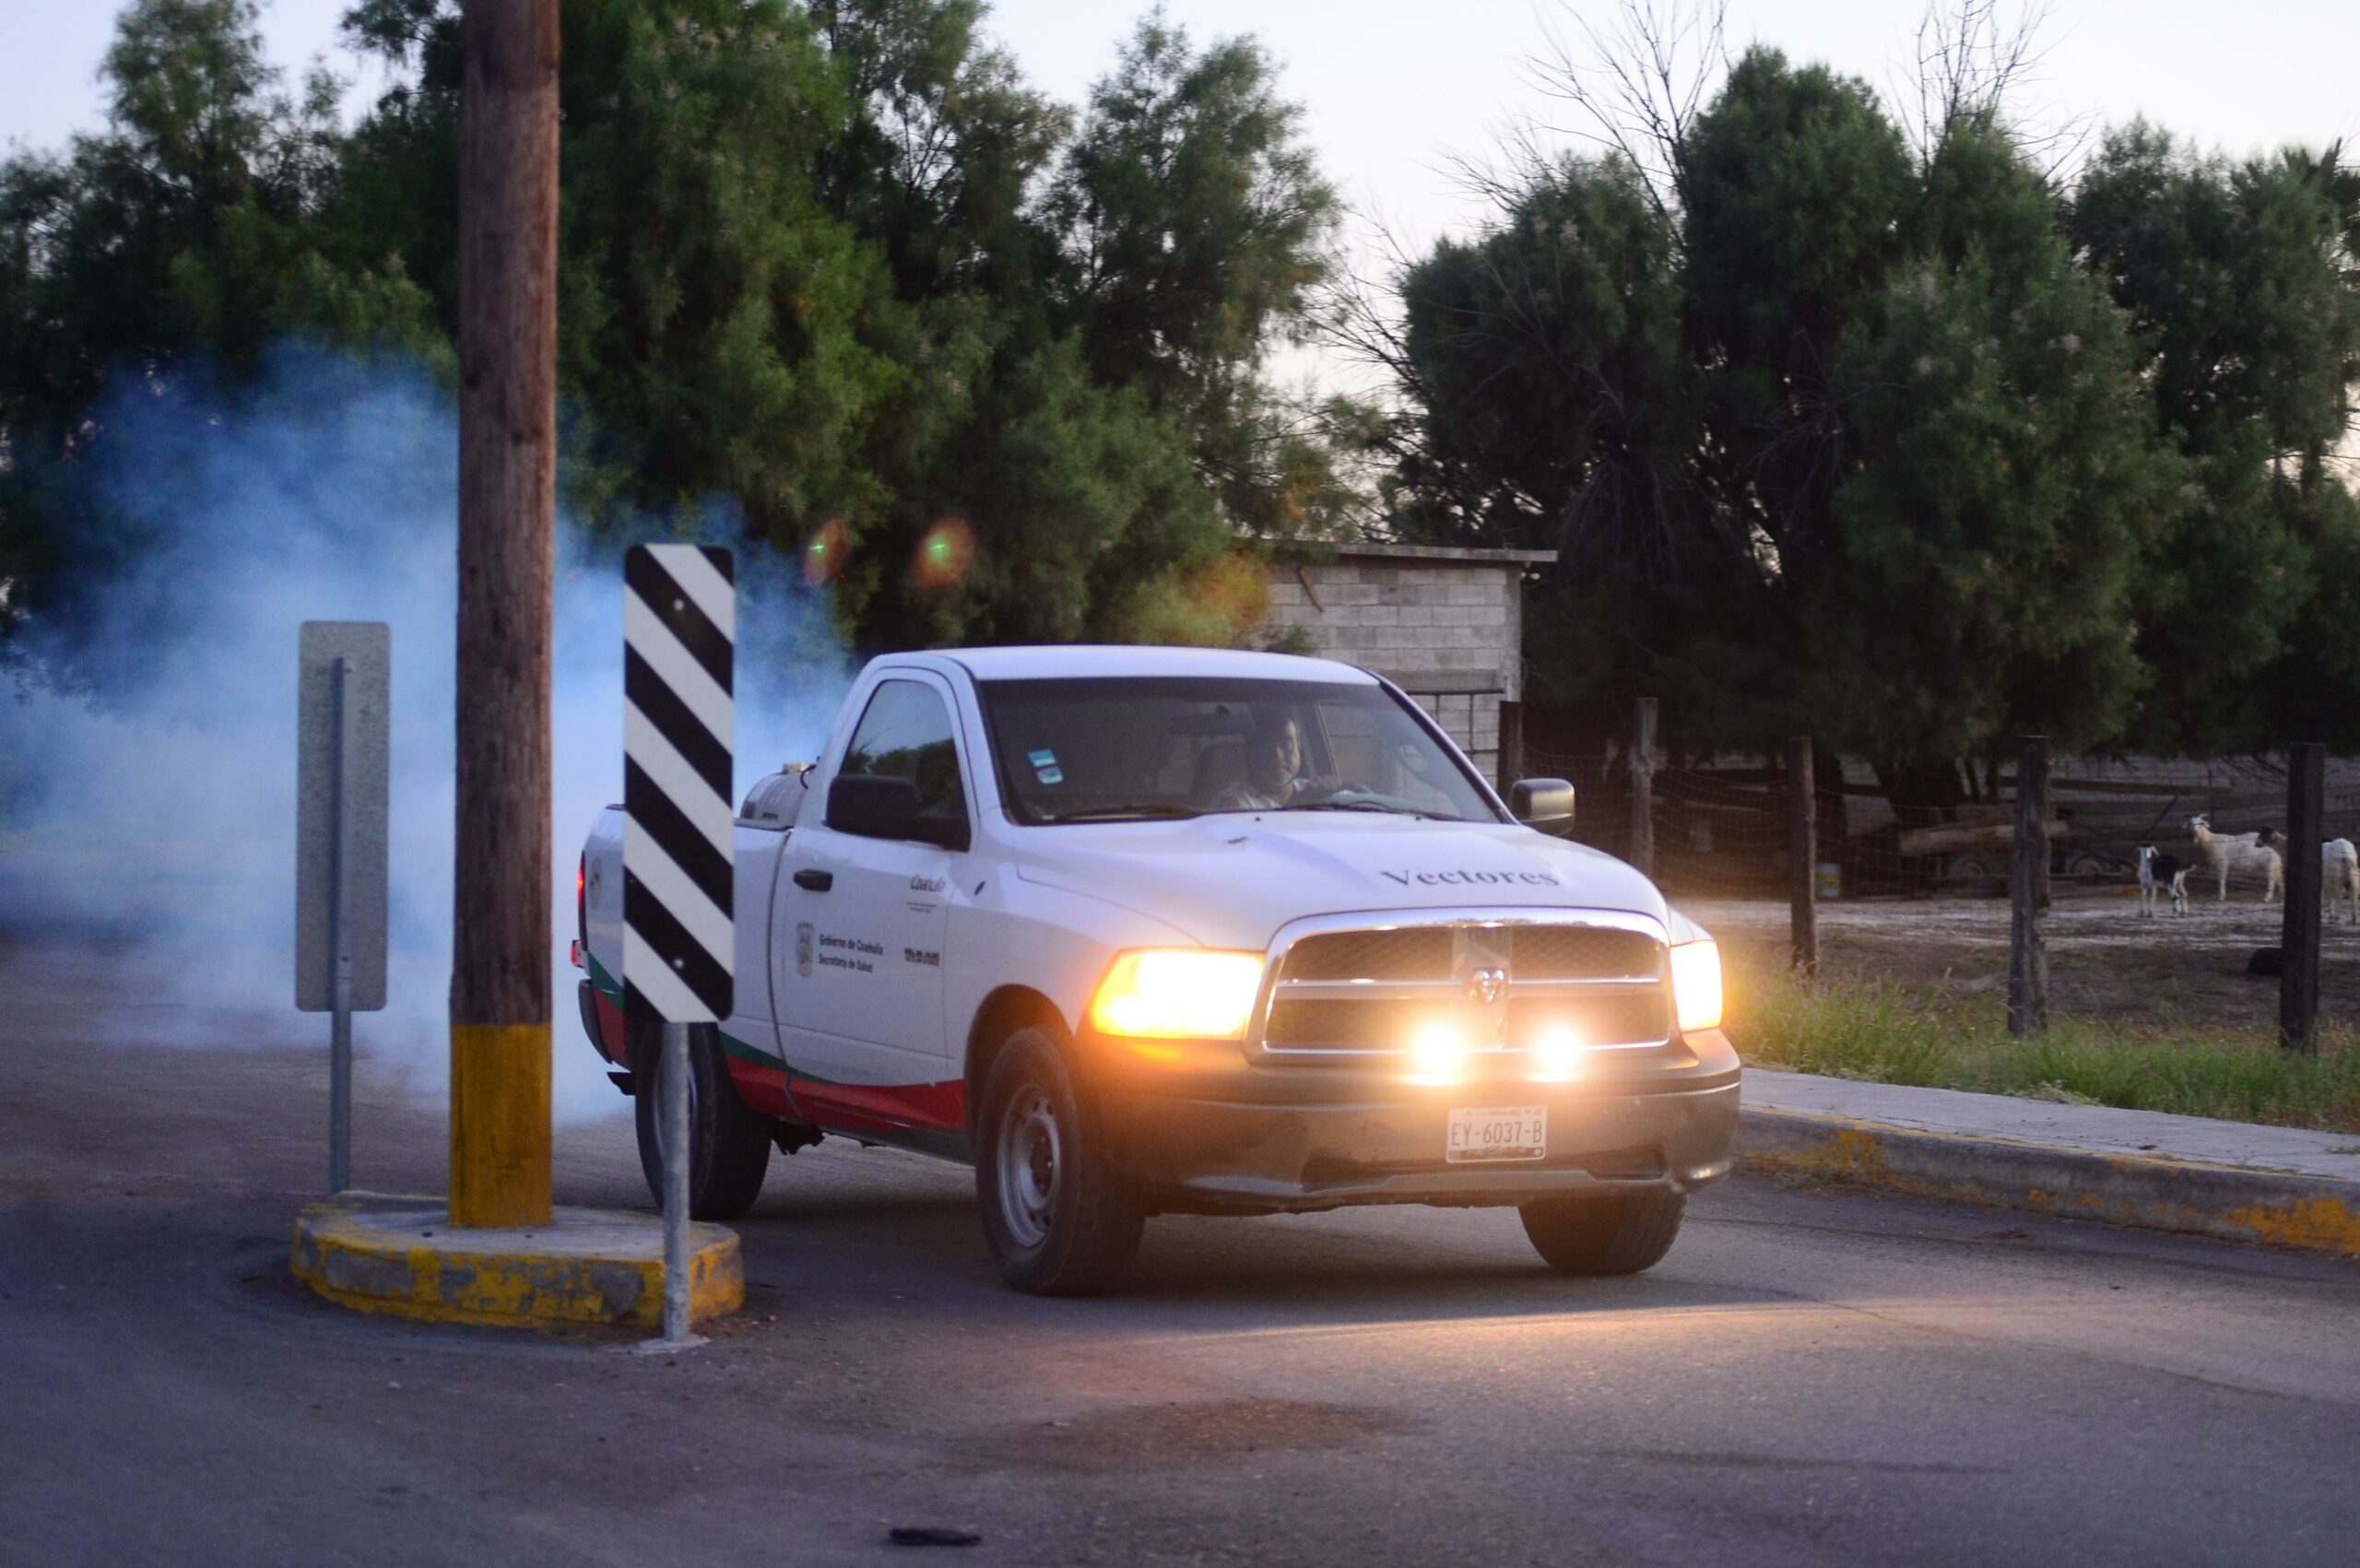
[575,645,1738,1294]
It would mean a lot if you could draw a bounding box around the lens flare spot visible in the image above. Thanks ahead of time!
[802,518,850,587]
[912,516,975,591]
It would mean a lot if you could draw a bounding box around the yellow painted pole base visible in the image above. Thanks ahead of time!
[291,1193,743,1328]
[450,1020,552,1228]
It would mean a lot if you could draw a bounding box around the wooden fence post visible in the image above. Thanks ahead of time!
[1629,697,1657,875]
[2281,742,2323,1055]
[1788,737,1817,978]
[2008,736,2050,1036]
[1496,698,1523,796]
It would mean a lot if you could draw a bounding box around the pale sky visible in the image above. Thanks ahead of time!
[6,0,2357,392]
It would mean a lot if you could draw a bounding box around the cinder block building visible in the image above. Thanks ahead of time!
[1258,543,1555,785]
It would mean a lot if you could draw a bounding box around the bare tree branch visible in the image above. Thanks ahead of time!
[1898,0,2092,182]
[1518,0,1729,223]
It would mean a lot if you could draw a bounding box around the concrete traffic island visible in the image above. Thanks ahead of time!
[290,1192,743,1329]
[1741,1069,2360,1259]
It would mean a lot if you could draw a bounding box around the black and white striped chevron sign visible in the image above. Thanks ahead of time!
[622,544,735,1024]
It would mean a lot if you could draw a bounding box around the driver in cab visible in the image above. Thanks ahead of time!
[1210,714,1339,811]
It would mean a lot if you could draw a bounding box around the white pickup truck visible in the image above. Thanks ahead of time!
[575,645,1738,1294]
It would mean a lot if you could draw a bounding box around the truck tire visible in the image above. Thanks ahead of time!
[974,1027,1144,1296]
[632,1023,773,1221]
[1518,1190,1685,1276]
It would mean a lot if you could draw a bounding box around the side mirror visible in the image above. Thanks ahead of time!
[1511,778,1576,835]
[827,774,969,852]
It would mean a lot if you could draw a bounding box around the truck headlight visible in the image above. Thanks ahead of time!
[1670,940,1722,1033]
[1089,949,1266,1040]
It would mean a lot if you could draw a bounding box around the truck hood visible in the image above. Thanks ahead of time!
[1005,812,1671,950]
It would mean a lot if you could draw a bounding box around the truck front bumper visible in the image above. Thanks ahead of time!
[1092,1031,1741,1216]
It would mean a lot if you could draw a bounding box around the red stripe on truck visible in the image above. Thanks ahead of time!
[787,1077,966,1136]
[592,986,631,1068]
[725,1055,796,1119]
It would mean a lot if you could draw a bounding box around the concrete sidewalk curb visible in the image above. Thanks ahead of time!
[1738,1106,2360,1259]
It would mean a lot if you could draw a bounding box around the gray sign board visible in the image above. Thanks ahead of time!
[296,621,390,1012]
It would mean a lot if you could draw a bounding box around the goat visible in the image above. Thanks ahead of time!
[2135,844,2189,917]
[2256,829,2360,925]
[2187,814,2283,903]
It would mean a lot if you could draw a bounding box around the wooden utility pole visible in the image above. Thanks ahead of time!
[1629,697,1657,876]
[1788,737,1817,978]
[450,0,560,1229]
[1496,698,1524,796]
[2281,743,2324,1056]
[2007,736,2050,1036]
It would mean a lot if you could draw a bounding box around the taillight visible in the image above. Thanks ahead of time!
[576,854,588,955]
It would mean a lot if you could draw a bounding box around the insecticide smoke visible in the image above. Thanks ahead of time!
[0,345,846,1121]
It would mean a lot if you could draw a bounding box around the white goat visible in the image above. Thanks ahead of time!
[2257,830,2360,925]
[2186,814,2283,903]
[2136,844,2189,917]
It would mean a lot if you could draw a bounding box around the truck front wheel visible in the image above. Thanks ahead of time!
[974,1028,1144,1296]
[631,1023,773,1220]
[1518,1189,1685,1275]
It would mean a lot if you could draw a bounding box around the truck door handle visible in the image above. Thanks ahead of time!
[793,868,833,892]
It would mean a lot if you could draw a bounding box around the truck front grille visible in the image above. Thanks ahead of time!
[1281,925,1658,984]
[1257,918,1672,1058]
[1263,991,1671,1051]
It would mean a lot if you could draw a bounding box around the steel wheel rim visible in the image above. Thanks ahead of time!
[996,1085,1060,1250]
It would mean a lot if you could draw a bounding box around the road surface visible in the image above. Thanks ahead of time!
[3,937,2354,1566]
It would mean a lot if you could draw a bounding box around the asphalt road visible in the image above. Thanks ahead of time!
[4,939,2357,1567]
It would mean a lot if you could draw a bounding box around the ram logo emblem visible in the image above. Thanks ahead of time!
[1467,966,1510,1006]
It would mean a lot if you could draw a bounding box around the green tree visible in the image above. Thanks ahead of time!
[1375,44,2208,797]
[6,0,1356,663]
[1679,47,1917,584]
[1051,14,1344,537]
[331,1,1274,649]
[340,0,904,544]
[0,0,437,646]
[1371,153,1712,721]
[2272,486,2360,752]
[1646,48,1926,762]
[807,0,1068,309]
[2070,125,2360,752]
[790,1,1241,645]
[1810,123,2182,768]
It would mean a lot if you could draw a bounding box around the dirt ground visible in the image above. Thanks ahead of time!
[1685,884,2360,1034]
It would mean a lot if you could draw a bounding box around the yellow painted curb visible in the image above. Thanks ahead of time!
[1740,1110,2360,1260]
[290,1192,744,1329]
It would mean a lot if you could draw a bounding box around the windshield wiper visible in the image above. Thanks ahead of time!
[1287,799,1455,820]
[1045,803,1202,823]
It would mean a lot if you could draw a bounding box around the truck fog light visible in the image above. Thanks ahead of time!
[1533,1028,1587,1079]
[1410,1024,1466,1081]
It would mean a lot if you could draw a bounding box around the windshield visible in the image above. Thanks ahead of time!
[975,677,1504,826]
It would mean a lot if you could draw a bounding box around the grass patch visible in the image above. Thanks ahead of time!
[1729,970,2360,1134]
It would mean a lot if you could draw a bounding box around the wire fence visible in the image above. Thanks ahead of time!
[1527,746,2360,902]
[1517,742,2360,1043]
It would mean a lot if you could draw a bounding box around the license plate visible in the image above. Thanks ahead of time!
[1446,1105,1547,1163]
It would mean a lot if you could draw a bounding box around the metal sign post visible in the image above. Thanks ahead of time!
[297,622,391,1193]
[620,545,736,1348]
